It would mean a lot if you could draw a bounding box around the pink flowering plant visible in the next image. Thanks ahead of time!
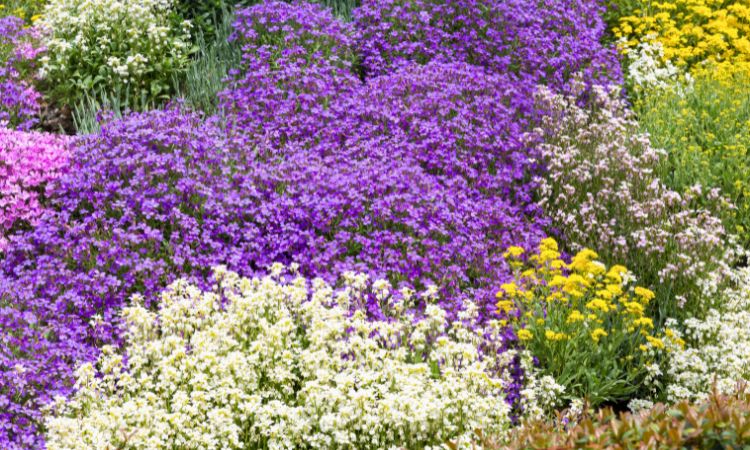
[533,82,735,320]
[0,126,69,252]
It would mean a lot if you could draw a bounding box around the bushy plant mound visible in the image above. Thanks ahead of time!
[353,0,622,90]
[37,0,192,107]
[0,15,42,129]
[500,389,750,449]
[533,83,732,320]
[500,238,674,407]
[0,127,69,252]
[0,109,230,448]
[614,0,750,80]
[44,266,523,449]
[634,72,750,246]
[666,267,750,403]
[219,1,360,148]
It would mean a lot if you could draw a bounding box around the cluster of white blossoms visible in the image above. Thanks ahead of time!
[44,265,547,450]
[38,0,191,100]
[666,267,750,402]
[621,37,692,94]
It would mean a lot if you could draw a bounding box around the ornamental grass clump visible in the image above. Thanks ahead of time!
[499,238,677,406]
[0,127,69,252]
[353,0,622,90]
[44,266,519,449]
[37,0,192,108]
[534,82,733,321]
[0,15,42,129]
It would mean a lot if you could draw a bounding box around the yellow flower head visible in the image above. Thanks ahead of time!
[545,329,567,341]
[632,317,654,329]
[634,286,656,303]
[504,246,525,259]
[586,298,611,313]
[496,300,514,314]
[518,329,533,341]
[646,335,665,350]
[497,282,519,298]
[623,301,645,316]
[566,310,585,324]
[591,328,608,343]
[540,237,559,252]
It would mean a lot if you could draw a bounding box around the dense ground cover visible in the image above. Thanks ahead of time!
[1,0,750,448]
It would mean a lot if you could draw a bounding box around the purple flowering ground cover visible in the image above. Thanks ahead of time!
[0,0,621,447]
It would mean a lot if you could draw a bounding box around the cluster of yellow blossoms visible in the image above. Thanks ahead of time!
[497,238,686,403]
[614,0,750,80]
[497,238,680,351]
[0,3,44,23]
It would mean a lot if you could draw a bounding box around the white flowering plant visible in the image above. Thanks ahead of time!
[43,265,550,449]
[37,0,193,107]
[665,267,750,403]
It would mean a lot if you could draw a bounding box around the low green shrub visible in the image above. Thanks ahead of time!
[495,388,750,449]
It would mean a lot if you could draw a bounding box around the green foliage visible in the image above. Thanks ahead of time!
[173,5,241,114]
[635,73,750,247]
[72,88,156,135]
[494,388,750,449]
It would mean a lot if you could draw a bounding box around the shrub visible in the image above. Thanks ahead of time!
[37,0,193,108]
[613,0,750,80]
[533,83,733,321]
[634,72,750,247]
[499,238,674,407]
[43,266,522,449]
[353,0,622,90]
[666,267,750,403]
[0,15,42,129]
[219,1,360,148]
[497,389,750,449]
[0,127,69,252]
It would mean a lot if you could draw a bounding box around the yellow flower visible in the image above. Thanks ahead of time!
[646,335,665,350]
[497,282,519,298]
[634,287,656,303]
[632,317,654,329]
[540,237,558,251]
[586,298,611,313]
[623,301,645,316]
[566,310,585,324]
[517,329,533,341]
[569,248,599,272]
[545,329,567,341]
[504,246,525,258]
[496,300,514,314]
[591,328,608,343]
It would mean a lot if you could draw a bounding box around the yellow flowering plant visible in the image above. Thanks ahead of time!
[0,0,46,22]
[635,71,750,246]
[613,0,750,80]
[499,238,679,406]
